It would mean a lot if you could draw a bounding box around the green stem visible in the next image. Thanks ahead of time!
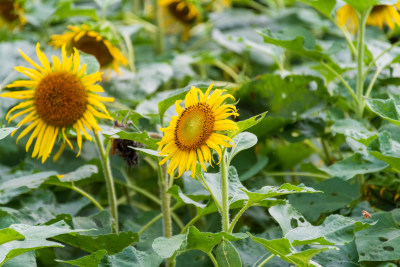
[262,171,330,179]
[138,205,179,235]
[364,66,383,99]
[45,182,103,211]
[115,178,161,205]
[208,252,219,267]
[213,60,240,82]
[157,162,173,267]
[181,214,201,234]
[257,254,276,267]
[220,149,229,232]
[321,138,332,165]
[95,133,119,233]
[154,0,165,54]
[333,20,357,56]
[320,61,357,103]
[228,202,251,233]
[355,9,370,118]
[122,33,136,73]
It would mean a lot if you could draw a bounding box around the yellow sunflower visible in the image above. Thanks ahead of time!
[158,84,238,178]
[337,2,400,32]
[1,43,114,163]
[50,25,128,74]
[159,0,200,40]
[0,0,26,29]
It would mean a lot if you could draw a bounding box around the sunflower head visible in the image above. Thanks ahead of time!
[158,84,238,178]
[50,24,128,73]
[159,0,200,40]
[1,43,114,163]
[337,2,400,33]
[0,0,26,29]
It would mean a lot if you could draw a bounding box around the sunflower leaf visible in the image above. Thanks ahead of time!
[227,132,258,164]
[299,0,336,18]
[343,0,398,13]
[0,127,17,141]
[232,111,268,137]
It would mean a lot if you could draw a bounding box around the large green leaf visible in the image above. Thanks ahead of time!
[0,172,57,204]
[58,250,108,267]
[368,131,400,170]
[288,178,360,222]
[248,234,333,267]
[100,247,162,267]
[152,226,247,258]
[102,129,158,150]
[355,212,400,261]
[365,97,400,127]
[320,153,387,180]
[331,119,376,146]
[259,28,329,61]
[0,221,87,265]
[53,231,139,254]
[215,240,242,267]
[227,132,257,164]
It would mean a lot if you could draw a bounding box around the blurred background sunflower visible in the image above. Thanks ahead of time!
[0,0,25,29]
[50,24,128,74]
[337,1,400,32]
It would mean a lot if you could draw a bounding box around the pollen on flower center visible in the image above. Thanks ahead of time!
[175,103,214,151]
[34,72,87,127]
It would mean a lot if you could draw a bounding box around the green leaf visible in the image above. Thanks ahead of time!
[102,129,158,150]
[320,153,387,180]
[368,130,400,170]
[79,52,100,75]
[58,249,108,267]
[215,240,242,267]
[53,231,139,254]
[233,111,268,137]
[227,132,257,163]
[248,234,333,267]
[365,97,400,127]
[259,28,329,61]
[356,212,400,261]
[0,171,57,204]
[152,226,247,258]
[244,183,320,206]
[52,1,98,21]
[288,178,361,222]
[131,147,160,158]
[299,0,336,17]
[0,221,88,265]
[100,246,162,267]
[57,165,98,182]
[343,0,397,13]
[269,204,311,236]
[0,128,17,141]
[331,119,376,145]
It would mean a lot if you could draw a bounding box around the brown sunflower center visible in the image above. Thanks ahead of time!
[174,103,214,151]
[34,72,87,127]
[371,5,388,14]
[0,0,19,23]
[167,1,197,24]
[72,34,113,68]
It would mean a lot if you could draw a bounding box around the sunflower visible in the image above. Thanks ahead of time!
[0,0,25,29]
[50,25,128,73]
[1,43,114,163]
[159,0,200,40]
[337,2,400,32]
[158,84,238,178]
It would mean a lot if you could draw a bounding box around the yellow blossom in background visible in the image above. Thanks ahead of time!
[0,0,25,29]
[337,2,400,33]
[1,43,114,163]
[50,25,128,73]
[159,0,200,41]
[158,84,238,178]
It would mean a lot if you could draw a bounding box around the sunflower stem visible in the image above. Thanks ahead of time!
[95,133,119,234]
[157,161,173,267]
[154,0,165,54]
[355,8,371,118]
[220,148,230,233]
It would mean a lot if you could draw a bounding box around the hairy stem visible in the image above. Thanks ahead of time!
[95,133,119,233]
[220,149,230,232]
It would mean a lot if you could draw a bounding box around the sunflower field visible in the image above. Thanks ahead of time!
[1,0,400,266]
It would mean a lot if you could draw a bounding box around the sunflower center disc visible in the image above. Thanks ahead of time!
[34,72,87,127]
[175,103,214,151]
[167,1,197,24]
[72,35,113,67]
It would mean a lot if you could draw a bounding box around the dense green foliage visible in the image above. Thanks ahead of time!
[1,0,400,266]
